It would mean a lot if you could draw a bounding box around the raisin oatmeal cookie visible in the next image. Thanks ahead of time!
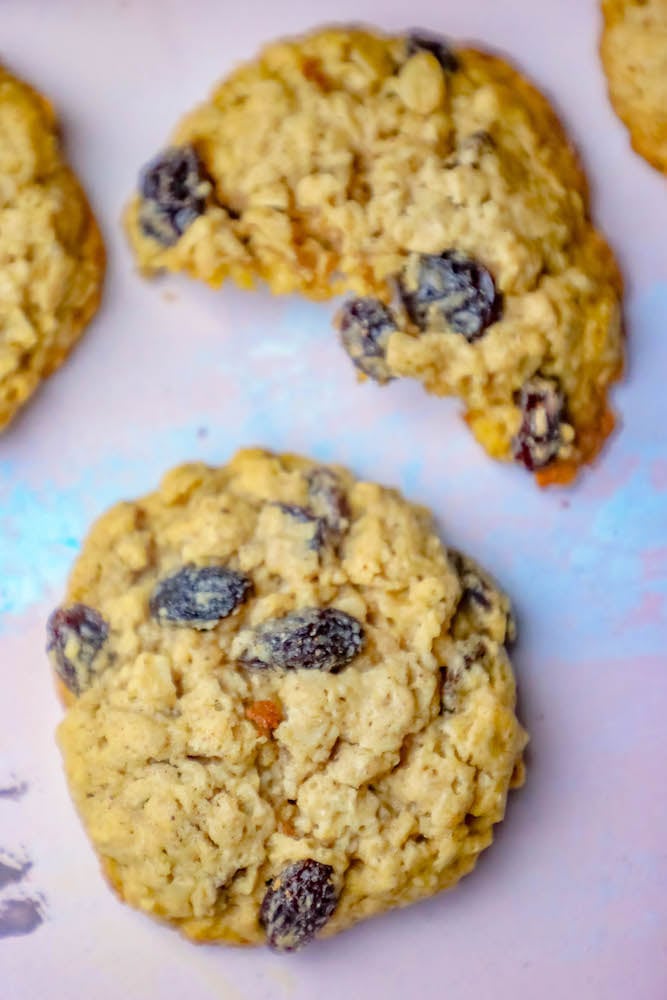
[0,65,104,430]
[126,27,623,485]
[601,0,667,174]
[50,448,527,950]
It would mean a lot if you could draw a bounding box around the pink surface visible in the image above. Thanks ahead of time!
[1,1,666,998]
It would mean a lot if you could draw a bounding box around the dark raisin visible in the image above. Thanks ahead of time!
[306,468,350,537]
[406,31,459,72]
[273,502,325,550]
[512,376,566,472]
[260,859,337,952]
[149,564,251,629]
[138,146,210,246]
[441,638,488,712]
[400,251,501,341]
[449,551,516,646]
[338,298,397,384]
[275,502,314,523]
[46,604,109,695]
[238,608,364,672]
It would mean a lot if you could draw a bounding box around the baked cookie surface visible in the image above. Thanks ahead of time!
[51,448,527,950]
[601,0,667,174]
[126,27,623,485]
[0,66,105,431]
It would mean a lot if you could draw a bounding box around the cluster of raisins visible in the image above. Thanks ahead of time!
[338,250,502,381]
[134,46,565,481]
[46,467,365,695]
[62,32,540,956]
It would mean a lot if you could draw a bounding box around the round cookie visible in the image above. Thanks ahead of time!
[0,65,105,431]
[126,27,623,486]
[50,448,527,950]
[601,0,667,174]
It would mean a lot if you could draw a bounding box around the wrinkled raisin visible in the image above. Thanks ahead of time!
[441,638,488,712]
[449,551,516,645]
[139,146,210,246]
[238,607,364,672]
[46,604,109,695]
[512,376,566,471]
[150,564,251,629]
[400,250,501,341]
[260,859,337,952]
[406,32,459,72]
[338,298,397,383]
[274,502,325,549]
[306,468,350,537]
[275,502,315,523]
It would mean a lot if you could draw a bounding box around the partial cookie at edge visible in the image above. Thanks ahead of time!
[600,0,667,174]
[0,65,105,430]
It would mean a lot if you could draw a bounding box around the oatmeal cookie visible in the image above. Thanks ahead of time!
[601,0,667,174]
[126,27,623,485]
[50,448,527,950]
[0,65,105,430]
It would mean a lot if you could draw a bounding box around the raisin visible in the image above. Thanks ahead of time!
[338,298,397,384]
[442,638,488,712]
[274,502,325,550]
[400,251,501,341]
[149,564,251,629]
[260,859,337,952]
[512,376,565,471]
[306,467,350,537]
[46,604,109,695]
[138,146,210,246]
[275,502,314,523]
[449,551,516,646]
[406,32,459,72]
[238,608,364,673]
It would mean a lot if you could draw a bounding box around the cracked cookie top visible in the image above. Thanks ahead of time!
[126,26,622,485]
[53,448,527,950]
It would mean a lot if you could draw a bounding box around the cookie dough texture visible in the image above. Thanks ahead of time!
[0,66,104,430]
[601,0,667,173]
[126,26,623,485]
[56,448,527,948]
